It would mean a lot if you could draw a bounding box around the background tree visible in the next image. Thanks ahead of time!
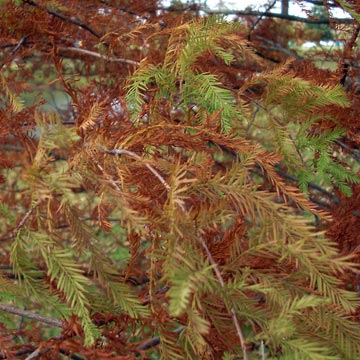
[1,0,360,359]
[304,5,334,42]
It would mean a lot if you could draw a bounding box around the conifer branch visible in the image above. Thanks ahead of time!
[108,137,249,355]
[0,304,63,328]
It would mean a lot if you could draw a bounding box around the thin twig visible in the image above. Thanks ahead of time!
[23,0,102,39]
[13,201,39,235]
[0,348,36,360]
[254,35,302,60]
[16,307,26,344]
[0,35,29,69]
[334,138,360,163]
[107,148,171,191]
[248,0,277,40]
[25,347,50,360]
[136,326,184,351]
[23,340,84,360]
[260,339,266,360]
[0,304,63,328]
[11,35,29,54]
[199,236,249,360]
[58,47,140,66]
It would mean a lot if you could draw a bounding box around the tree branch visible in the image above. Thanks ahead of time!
[107,148,171,191]
[22,0,102,39]
[248,0,277,40]
[104,145,249,356]
[201,8,353,24]
[300,0,337,7]
[254,35,302,60]
[0,304,63,328]
[0,35,29,70]
[57,47,140,66]
[157,2,345,23]
[136,326,184,352]
[13,201,39,236]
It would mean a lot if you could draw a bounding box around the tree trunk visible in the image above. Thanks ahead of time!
[281,0,289,15]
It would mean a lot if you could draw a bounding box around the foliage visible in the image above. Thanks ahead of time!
[1,0,360,359]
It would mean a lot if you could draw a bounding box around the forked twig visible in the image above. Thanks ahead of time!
[107,148,171,191]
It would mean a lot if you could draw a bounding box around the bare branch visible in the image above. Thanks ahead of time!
[0,304,63,328]
[201,8,353,24]
[254,35,302,60]
[57,47,140,66]
[13,201,39,236]
[136,326,184,351]
[163,1,354,24]
[25,347,50,360]
[22,0,102,39]
[0,35,29,69]
[300,0,337,7]
[248,0,277,39]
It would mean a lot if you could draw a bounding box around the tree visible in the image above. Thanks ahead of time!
[304,5,334,42]
[281,0,289,15]
[0,0,360,359]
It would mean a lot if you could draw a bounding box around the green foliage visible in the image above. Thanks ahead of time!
[183,72,240,132]
[127,16,248,132]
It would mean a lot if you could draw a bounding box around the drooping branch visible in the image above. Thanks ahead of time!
[104,145,249,356]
